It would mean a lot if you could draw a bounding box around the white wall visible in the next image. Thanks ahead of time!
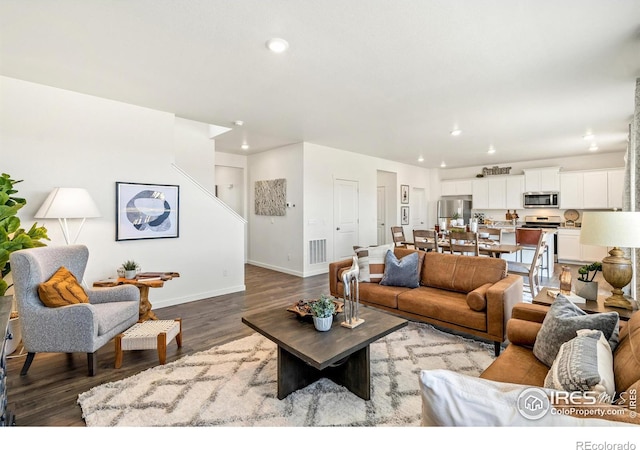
[174,117,216,193]
[247,143,304,276]
[303,142,434,275]
[0,76,246,309]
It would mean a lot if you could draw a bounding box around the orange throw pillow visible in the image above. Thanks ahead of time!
[38,266,89,307]
[466,283,492,312]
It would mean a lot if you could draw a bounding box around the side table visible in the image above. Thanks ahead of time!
[533,287,635,321]
[93,272,180,321]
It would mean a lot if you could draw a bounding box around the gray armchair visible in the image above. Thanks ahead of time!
[10,244,140,376]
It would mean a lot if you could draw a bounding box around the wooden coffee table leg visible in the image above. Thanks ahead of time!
[326,345,370,400]
[277,346,320,400]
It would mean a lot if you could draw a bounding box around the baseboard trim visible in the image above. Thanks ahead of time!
[151,284,246,309]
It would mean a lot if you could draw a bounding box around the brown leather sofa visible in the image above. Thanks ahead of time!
[480,302,640,425]
[329,248,523,355]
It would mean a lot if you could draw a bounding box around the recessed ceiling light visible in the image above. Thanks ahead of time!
[440,161,447,168]
[583,131,595,140]
[488,146,496,154]
[241,143,250,150]
[589,142,598,152]
[417,156,424,162]
[233,120,244,126]
[266,38,289,53]
[450,129,462,137]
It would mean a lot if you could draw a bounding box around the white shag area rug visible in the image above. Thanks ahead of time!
[78,321,496,426]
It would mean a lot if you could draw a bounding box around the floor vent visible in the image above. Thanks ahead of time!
[309,239,327,265]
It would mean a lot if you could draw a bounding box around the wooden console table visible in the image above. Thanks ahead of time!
[93,272,180,321]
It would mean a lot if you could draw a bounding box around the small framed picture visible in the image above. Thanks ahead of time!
[401,206,410,225]
[116,182,180,241]
[401,185,409,204]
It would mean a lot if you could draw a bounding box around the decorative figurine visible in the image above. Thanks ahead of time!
[341,256,365,328]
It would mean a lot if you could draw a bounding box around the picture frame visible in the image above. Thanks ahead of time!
[401,206,410,225]
[116,181,179,241]
[401,185,409,204]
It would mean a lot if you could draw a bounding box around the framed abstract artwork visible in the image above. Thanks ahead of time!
[401,206,410,225]
[116,182,179,241]
[401,185,409,204]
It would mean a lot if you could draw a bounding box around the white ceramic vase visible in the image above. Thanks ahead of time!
[313,316,333,332]
[574,280,598,301]
[124,270,137,279]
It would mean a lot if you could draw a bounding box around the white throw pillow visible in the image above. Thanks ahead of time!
[353,244,393,282]
[544,329,615,397]
[418,369,625,426]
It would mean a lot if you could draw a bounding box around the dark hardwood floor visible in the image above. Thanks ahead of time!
[5,260,593,426]
[6,264,328,427]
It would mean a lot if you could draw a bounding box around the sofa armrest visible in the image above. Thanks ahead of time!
[485,274,523,341]
[329,258,353,297]
[505,303,549,347]
[511,302,549,323]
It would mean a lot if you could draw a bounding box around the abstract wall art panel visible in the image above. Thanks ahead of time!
[255,178,286,216]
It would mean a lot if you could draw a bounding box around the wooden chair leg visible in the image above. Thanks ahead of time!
[87,352,97,376]
[175,318,183,348]
[157,333,167,365]
[20,352,36,376]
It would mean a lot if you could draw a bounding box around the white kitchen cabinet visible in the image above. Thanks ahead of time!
[607,168,624,209]
[524,167,560,192]
[487,177,506,209]
[505,175,524,209]
[582,171,608,209]
[559,172,583,208]
[441,179,473,196]
[472,178,489,209]
[557,228,608,263]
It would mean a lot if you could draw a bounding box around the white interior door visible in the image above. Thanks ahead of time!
[377,186,386,245]
[334,179,359,259]
[411,187,427,230]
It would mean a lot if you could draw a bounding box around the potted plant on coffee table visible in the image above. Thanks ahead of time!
[574,261,601,301]
[310,294,337,332]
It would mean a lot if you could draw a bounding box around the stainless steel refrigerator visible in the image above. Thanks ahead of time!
[437,198,472,223]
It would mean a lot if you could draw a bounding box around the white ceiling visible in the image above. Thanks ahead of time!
[1,0,639,169]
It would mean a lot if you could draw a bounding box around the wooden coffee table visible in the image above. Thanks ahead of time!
[242,306,407,400]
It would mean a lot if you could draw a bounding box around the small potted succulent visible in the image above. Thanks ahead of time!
[121,260,140,279]
[574,261,602,301]
[310,294,337,331]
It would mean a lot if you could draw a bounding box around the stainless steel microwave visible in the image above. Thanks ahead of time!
[523,192,559,208]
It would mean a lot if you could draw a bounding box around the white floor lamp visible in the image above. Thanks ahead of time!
[34,188,101,244]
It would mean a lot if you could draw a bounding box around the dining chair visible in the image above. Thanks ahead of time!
[515,228,549,279]
[478,227,502,243]
[507,232,548,297]
[413,229,439,252]
[448,231,479,256]
[391,226,407,248]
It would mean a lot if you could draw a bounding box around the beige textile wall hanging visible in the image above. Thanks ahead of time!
[255,178,286,216]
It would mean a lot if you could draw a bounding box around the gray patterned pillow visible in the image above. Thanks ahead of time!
[533,295,619,367]
[544,329,615,396]
[379,250,419,288]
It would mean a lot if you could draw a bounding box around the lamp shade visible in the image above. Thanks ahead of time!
[35,188,101,219]
[580,211,640,248]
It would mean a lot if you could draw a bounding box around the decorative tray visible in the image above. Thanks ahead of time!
[287,299,344,321]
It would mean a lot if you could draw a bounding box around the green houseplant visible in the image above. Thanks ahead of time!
[0,173,50,297]
[575,261,602,301]
[121,260,140,279]
[310,294,337,331]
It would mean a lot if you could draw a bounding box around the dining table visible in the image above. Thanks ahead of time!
[404,238,522,258]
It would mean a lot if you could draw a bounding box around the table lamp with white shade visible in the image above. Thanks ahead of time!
[35,187,101,244]
[579,211,640,310]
